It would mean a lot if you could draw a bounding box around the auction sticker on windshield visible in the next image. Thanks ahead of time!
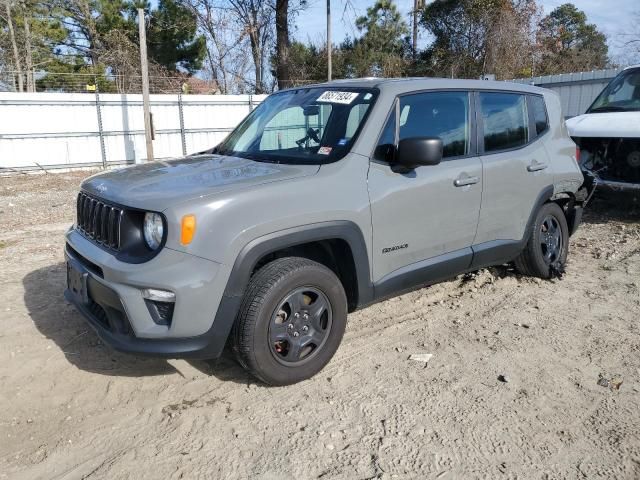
[317,91,359,104]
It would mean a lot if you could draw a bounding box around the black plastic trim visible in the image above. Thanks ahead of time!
[526,94,550,140]
[225,221,372,301]
[567,206,583,236]
[75,190,168,265]
[372,248,473,302]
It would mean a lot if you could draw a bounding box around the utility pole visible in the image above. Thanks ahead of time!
[413,0,424,61]
[327,0,332,82]
[412,0,418,60]
[138,8,154,163]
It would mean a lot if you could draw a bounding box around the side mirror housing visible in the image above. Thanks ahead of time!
[396,137,443,169]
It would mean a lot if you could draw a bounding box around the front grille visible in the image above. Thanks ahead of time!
[76,192,123,250]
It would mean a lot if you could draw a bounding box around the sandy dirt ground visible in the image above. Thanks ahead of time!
[1,171,639,480]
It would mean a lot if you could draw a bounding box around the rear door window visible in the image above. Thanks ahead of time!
[480,92,528,152]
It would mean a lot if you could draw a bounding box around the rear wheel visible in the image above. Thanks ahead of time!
[515,202,569,278]
[231,257,347,386]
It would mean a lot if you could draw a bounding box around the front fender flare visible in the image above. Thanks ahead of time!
[203,221,373,359]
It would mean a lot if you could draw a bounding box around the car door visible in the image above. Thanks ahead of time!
[368,90,482,290]
[473,91,553,248]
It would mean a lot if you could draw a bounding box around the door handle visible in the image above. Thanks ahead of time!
[527,161,548,172]
[454,176,479,187]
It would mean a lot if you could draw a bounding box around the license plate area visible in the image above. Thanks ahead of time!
[67,260,89,305]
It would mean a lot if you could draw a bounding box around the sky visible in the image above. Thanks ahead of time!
[294,0,639,62]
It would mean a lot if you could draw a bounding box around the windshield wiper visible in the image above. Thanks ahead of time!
[588,105,631,113]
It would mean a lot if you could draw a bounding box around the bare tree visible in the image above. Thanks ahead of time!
[20,0,34,91]
[3,0,23,91]
[615,10,640,65]
[484,0,541,79]
[227,0,273,93]
[179,0,263,93]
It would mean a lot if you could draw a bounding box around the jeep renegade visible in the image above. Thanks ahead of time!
[65,79,587,385]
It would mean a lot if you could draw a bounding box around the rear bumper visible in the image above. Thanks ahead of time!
[582,167,640,193]
[593,179,640,192]
[64,228,236,359]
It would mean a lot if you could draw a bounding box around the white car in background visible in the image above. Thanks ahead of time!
[567,64,640,192]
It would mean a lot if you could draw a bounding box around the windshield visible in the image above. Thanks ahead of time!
[588,68,640,113]
[214,87,378,164]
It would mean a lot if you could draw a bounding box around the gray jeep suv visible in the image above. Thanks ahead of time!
[65,78,587,385]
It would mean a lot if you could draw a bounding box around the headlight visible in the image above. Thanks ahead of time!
[143,212,164,250]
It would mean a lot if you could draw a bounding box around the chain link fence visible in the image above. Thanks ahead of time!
[0,70,322,95]
[0,70,223,95]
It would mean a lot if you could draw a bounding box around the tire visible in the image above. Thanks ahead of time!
[231,257,348,386]
[515,202,569,279]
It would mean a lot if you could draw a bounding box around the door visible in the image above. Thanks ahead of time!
[474,92,553,246]
[368,90,482,285]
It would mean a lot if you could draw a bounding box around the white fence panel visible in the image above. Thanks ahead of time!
[0,92,266,172]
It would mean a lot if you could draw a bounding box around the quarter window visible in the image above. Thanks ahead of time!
[480,92,528,152]
[374,106,397,162]
[399,91,470,158]
[530,95,549,136]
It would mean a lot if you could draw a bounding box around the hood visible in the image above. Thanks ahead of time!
[81,154,320,211]
[566,111,640,139]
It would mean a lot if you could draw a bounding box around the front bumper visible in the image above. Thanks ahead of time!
[64,228,236,359]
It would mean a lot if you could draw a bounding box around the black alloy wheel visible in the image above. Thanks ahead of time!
[269,287,333,365]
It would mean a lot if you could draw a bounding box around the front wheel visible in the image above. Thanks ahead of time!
[231,257,347,386]
[515,202,569,278]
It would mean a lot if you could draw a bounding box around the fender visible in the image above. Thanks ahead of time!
[224,221,372,300]
[200,221,373,359]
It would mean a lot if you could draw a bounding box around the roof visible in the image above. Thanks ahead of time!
[291,77,549,96]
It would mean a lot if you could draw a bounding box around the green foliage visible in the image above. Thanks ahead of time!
[536,3,608,74]
[147,0,206,73]
[1,0,206,91]
[344,0,410,77]
[36,59,116,92]
[1,0,616,93]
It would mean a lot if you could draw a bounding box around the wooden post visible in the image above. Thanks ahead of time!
[327,0,332,82]
[138,8,154,163]
[412,0,418,60]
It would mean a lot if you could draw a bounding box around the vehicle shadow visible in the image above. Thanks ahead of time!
[23,262,252,384]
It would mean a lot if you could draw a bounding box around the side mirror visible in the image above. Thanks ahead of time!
[396,137,443,169]
[303,105,320,116]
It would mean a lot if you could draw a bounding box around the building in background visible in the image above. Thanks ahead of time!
[511,68,624,118]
